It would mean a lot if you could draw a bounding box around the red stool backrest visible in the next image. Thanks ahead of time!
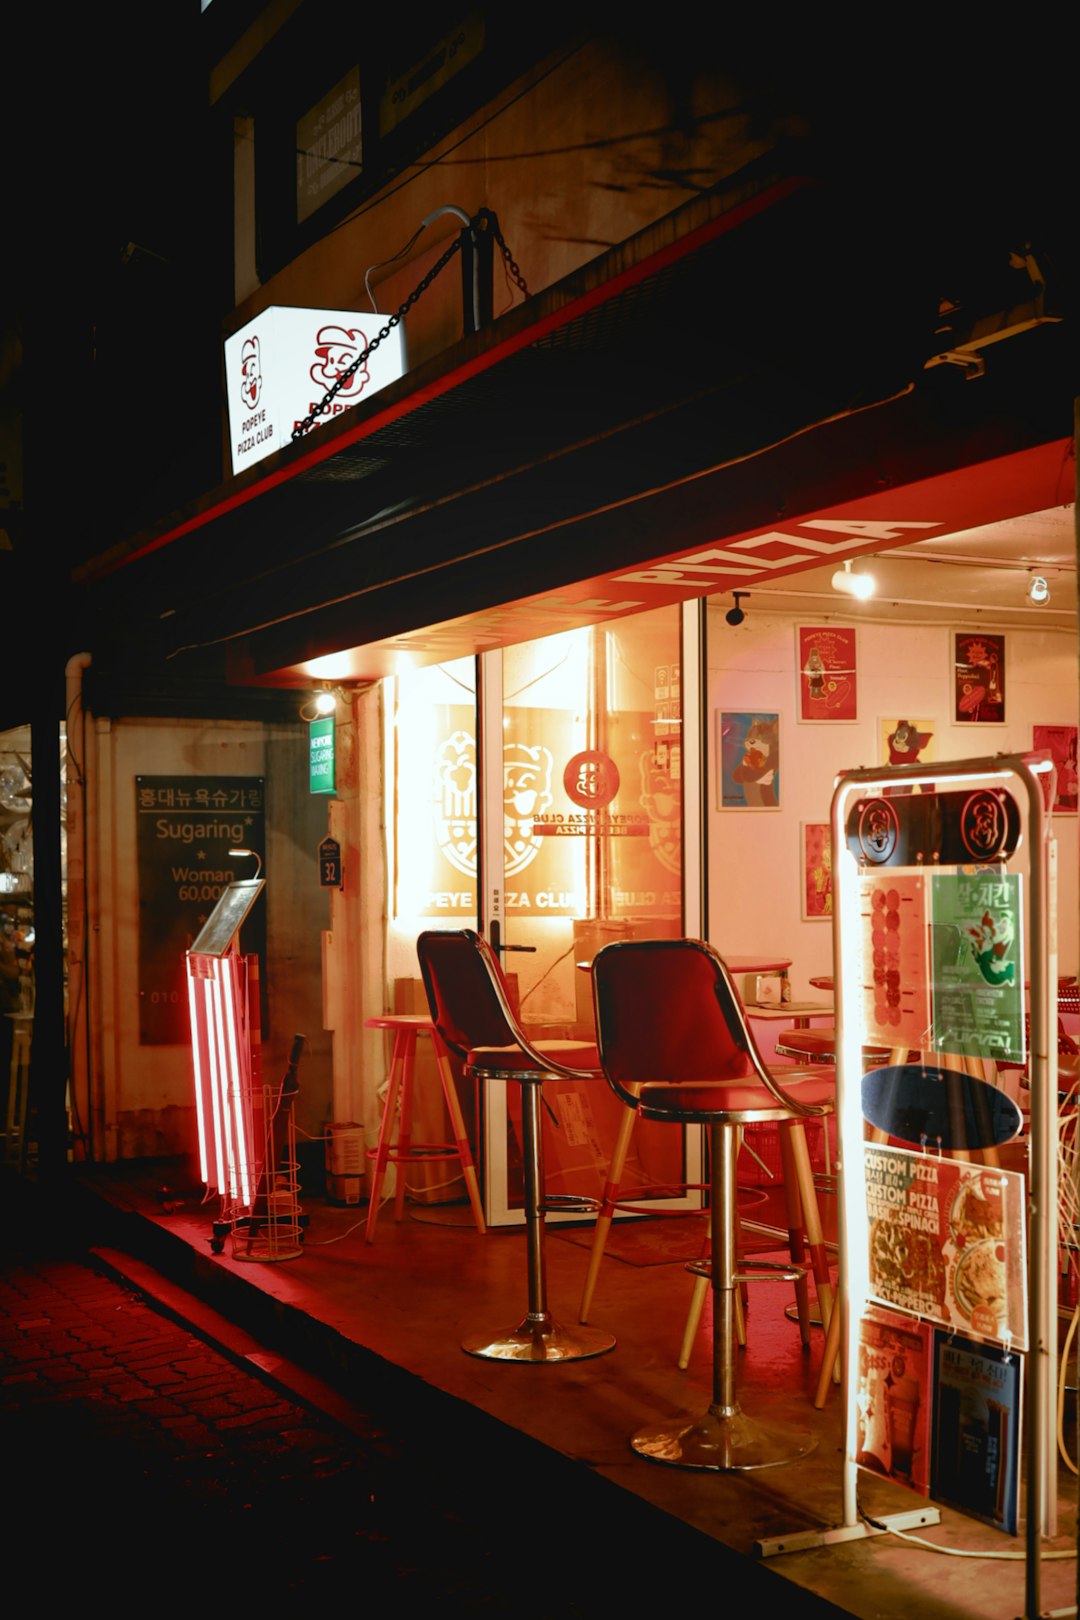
[590,938,759,1109]
[417,929,520,1061]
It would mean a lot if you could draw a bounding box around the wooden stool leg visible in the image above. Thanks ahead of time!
[786,1120,839,1382]
[814,1293,842,1408]
[432,1039,486,1234]
[678,1243,746,1369]
[365,1030,407,1243]
[778,1123,812,1347]
[393,1030,417,1223]
[578,1083,641,1322]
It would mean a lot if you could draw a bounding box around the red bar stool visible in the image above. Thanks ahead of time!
[416,929,616,1363]
[590,937,833,1470]
[364,1013,486,1241]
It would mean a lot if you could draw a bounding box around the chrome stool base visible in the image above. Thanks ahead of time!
[631,1402,817,1472]
[463,1312,616,1363]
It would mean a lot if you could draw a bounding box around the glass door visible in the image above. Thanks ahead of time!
[478,603,705,1226]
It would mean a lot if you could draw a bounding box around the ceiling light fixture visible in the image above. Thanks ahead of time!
[725,591,749,626]
[299,685,339,721]
[1027,573,1050,605]
[831,559,876,600]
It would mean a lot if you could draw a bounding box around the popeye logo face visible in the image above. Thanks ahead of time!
[239,337,262,410]
[310,325,369,399]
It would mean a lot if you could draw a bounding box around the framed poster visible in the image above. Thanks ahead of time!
[717,711,781,809]
[880,718,935,794]
[797,625,857,721]
[1032,723,1078,814]
[801,822,833,920]
[954,632,1006,723]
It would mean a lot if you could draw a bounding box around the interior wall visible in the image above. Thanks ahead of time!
[706,606,1079,993]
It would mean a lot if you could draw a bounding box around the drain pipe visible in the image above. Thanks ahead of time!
[64,653,95,1158]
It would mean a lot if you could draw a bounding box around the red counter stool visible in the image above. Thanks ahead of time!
[363,1013,487,1242]
[416,929,616,1364]
[590,937,833,1470]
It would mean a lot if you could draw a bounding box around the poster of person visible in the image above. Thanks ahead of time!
[717,711,781,809]
[954,632,1006,724]
[931,1330,1021,1534]
[801,822,833,919]
[797,626,857,721]
[864,1144,1028,1350]
[1032,723,1078,814]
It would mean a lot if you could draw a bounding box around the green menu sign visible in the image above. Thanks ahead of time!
[309,717,336,794]
[930,870,1024,1063]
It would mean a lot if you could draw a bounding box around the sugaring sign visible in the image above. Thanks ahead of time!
[223,306,407,475]
[135,776,266,1045]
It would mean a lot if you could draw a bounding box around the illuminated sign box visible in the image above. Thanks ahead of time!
[223,306,407,476]
[309,717,336,795]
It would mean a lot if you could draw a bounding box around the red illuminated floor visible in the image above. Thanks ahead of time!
[75,1162,1079,1620]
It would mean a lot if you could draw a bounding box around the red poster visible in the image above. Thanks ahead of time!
[798,625,857,721]
[954,633,1006,724]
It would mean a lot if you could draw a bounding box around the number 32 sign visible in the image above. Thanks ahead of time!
[319,836,343,889]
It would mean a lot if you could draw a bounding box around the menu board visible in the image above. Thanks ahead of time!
[860,871,932,1048]
[864,1144,1027,1350]
[929,871,1024,1062]
[859,868,1025,1064]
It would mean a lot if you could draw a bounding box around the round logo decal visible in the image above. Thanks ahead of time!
[857,797,900,865]
[959,790,1010,861]
[563,750,620,809]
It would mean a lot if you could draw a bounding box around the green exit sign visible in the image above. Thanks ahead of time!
[309,717,336,794]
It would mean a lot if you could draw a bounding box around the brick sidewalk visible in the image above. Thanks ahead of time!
[1,1170,848,1616]
[0,1207,590,1610]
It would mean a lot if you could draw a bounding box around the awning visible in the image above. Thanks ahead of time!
[75,171,1076,699]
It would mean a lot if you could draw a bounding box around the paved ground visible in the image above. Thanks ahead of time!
[1,1166,845,1614]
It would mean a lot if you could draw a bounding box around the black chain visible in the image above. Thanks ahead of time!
[476,207,530,300]
[291,212,529,442]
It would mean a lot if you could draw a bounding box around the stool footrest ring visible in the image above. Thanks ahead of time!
[366,1141,459,1162]
[685,1257,806,1286]
[543,1194,602,1215]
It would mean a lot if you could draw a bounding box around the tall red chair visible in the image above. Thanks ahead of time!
[590,937,834,1471]
[416,929,616,1364]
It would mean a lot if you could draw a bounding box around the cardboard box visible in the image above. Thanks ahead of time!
[325,1172,364,1206]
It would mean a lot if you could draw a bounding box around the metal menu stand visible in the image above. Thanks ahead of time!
[186,878,305,1262]
[758,753,1060,1620]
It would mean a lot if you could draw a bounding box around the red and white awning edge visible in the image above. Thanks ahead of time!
[294,437,1075,685]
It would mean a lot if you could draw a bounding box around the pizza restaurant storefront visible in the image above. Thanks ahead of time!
[70,196,1077,1213]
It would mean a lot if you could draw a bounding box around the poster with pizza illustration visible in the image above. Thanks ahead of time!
[864,1144,1027,1350]
[797,626,857,721]
[954,632,1006,724]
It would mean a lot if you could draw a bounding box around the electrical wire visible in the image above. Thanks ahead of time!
[857,1501,1076,1562]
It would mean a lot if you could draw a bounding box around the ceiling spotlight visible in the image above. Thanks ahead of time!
[831,559,875,600]
[725,591,749,626]
[1028,573,1050,605]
